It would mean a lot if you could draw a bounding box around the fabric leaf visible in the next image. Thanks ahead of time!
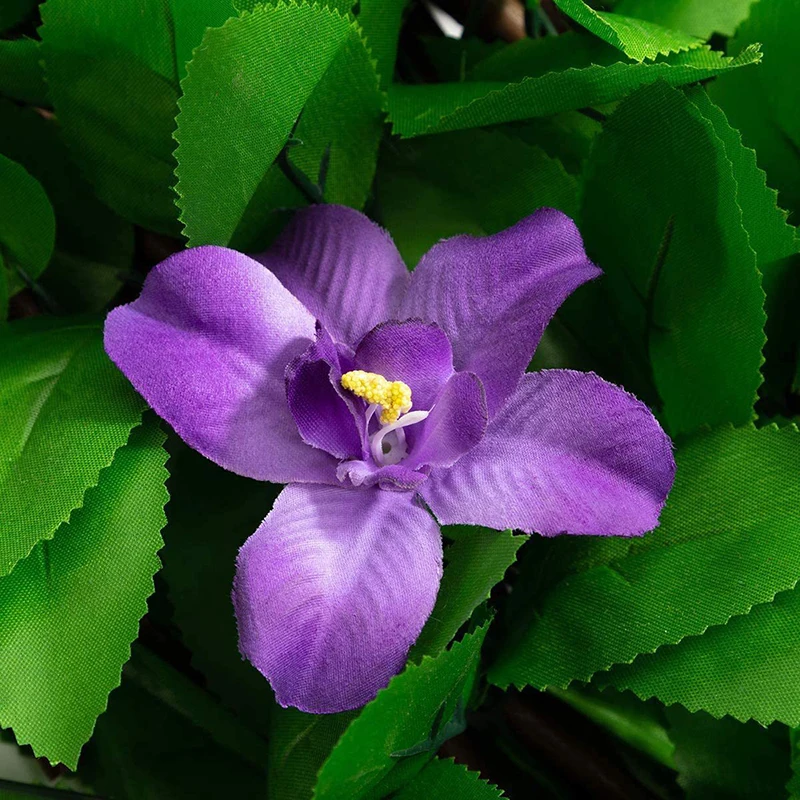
[314,618,490,800]
[0,419,168,768]
[489,424,800,692]
[387,45,761,138]
[553,0,704,61]
[393,757,506,799]
[175,2,382,248]
[0,318,146,576]
[0,38,48,106]
[615,0,755,38]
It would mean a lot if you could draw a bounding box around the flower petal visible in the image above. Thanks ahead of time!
[406,372,488,470]
[421,370,675,537]
[354,320,454,411]
[400,209,601,416]
[233,483,443,713]
[105,245,337,483]
[286,333,362,460]
[260,205,410,346]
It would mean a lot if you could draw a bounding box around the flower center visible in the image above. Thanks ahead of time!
[341,370,429,466]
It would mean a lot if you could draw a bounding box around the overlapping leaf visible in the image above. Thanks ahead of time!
[387,44,760,138]
[615,0,755,38]
[0,419,167,768]
[489,424,800,692]
[176,2,382,248]
[394,757,505,799]
[0,38,47,106]
[0,318,146,575]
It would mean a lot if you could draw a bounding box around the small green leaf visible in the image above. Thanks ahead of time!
[377,129,577,267]
[553,0,704,61]
[615,0,755,38]
[176,2,382,247]
[0,419,167,768]
[0,153,55,297]
[393,757,506,799]
[355,0,407,88]
[314,617,491,800]
[410,525,523,660]
[0,317,146,575]
[0,38,47,106]
[489,425,800,693]
[573,81,765,434]
[387,45,761,137]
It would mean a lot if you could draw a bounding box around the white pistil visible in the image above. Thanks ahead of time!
[370,409,430,466]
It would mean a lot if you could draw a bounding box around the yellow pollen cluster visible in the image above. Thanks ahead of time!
[340,370,412,424]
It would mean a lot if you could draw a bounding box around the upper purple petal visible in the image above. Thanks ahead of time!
[286,332,362,460]
[399,209,602,416]
[354,320,454,412]
[421,370,675,537]
[105,245,337,484]
[405,371,488,470]
[258,205,410,347]
[233,483,442,713]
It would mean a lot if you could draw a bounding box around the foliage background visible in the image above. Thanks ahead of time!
[1,0,800,797]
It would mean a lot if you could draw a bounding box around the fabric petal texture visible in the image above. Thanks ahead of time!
[233,483,443,713]
[422,370,675,537]
[353,320,454,412]
[260,205,410,346]
[105,245,337,484]
[400,209,602,416]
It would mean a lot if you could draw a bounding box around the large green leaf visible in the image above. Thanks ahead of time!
[0,38,47,106]
[377,128,577,267]
[615,0,755,38]
[0,419,167,768]
[573,81,764,435]
[355,0,406,88]
[595,584,800,726]
[39,0,235,234]
[387,45,761,137]
[0,318,146,575]
[0,153,54,301]
[710,0,800,223]
[161,440,278,738]
[553,0,703,60]
[314,617,490,799]
[665,707,789,799]
[410,526,522,660]
[394,757,505,799]
[0,100,133,314]
[489,424,800,692]
[175,2,382,247]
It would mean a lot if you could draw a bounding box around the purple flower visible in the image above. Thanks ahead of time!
[104,205,675,713]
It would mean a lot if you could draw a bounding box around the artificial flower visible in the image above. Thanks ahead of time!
[104,205,675,713]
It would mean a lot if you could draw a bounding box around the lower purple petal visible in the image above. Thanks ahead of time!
[422,370,675,537]
[233,483,443,713]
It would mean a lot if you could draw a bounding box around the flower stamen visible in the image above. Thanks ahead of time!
[341,370,412,424]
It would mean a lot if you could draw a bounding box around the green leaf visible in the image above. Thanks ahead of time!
[82,674,267,799]
[595,583,800,726]
[268,707,357,800]
[665,707,789,800]
[489,424,800,692]
[0,317,146,576]
[39,0,235,234]
[314,617,491,799]
[615,0,755,38]
[355,0,407,88]
[0,100,133,314]
[0,39,47,106]
[710,0,800,223]
[0,251,7,320]
[175,2,382,247]
[161,440,278,738]
[393,757,506,799]
[0,419,167,768]
[574,81,764,435]
[377,128,577,267]
[410,526,523,660]
[0,153,55,297]
[387,45,761,138]
[687,88,799,409]
[553,0,704,60]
